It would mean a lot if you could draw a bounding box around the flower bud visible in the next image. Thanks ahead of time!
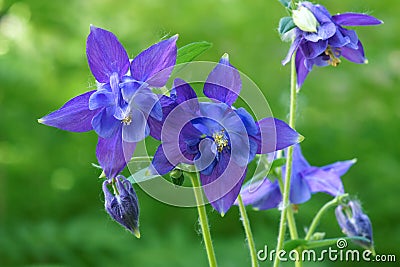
[335,200,373,249]
[103,175,140,238]
[292,6,319,33]
[169,169,184,186]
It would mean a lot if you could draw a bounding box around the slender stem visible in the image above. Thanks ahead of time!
[305,194,348,241]
[237,194,259,267]
[273,51,298,267]
[188,172,218,267]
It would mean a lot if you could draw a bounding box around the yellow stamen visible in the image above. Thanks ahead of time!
[324,46,341,67]
[122,116,132,125]
[212,130,229,152]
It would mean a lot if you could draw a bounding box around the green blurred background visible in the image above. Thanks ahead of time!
[0,0,398,266]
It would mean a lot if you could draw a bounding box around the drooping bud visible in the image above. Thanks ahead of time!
[169,169,184,186]
[335,200,373,250]
[103,175,140,238]
[292,5,319,33]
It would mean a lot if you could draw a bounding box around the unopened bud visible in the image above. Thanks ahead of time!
[292,6,319,33]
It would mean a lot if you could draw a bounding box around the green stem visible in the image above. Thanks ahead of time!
[273,50,298,267]
[188,172,218,267]
[237,194,259,267]
[305,194,348,241]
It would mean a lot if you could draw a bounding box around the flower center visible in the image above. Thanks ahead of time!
[324,47,341,67]
[212,130,229,152]
[122,115,132,125]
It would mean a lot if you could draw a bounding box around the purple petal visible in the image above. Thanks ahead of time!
[295,50,310,89]
[303,167,344,196]
[282,36,303,66]
[39,90,98,132]
[89,89,115,110]
[203,54,241,106]
[200,150,247,215]
[96,127,136,178]
[86,26,129,83]
[150,144,175,175]
[253,118,301,154]
[132,88,163,121]
[173,78,200,114]
[292,144,311,170]
[289,171,311,204]
[148,95,176,140]
[341,40,366,64]
[130,35,178,87]
[338,27,358,49]
[122,109,150,142]
[300,40,328,59]
[332,13,383,26]
[91,106,120,138]
[238,178,282,210]
[328,29,351,48]
[321,159,356,177]
[194,138,217,173]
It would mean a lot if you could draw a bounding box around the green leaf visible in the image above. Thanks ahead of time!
[271,157,287,169]
[176,41,212,65]
[278,0,291,9]
[284,239,308,251]
[278,17,296,35]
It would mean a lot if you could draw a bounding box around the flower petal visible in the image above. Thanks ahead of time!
[332,13,383,26]
[300,40,328,59]
[89,89,115,110]
[341,40,366,64]
[237,178,282,210]
[302,167,344,196]
[130,35,178,87]
[148,95,176,140]
[96,127,136,178]
[295,50,310,89]
[86,26,129,83]
[282,35,303,66]
[39,90,98,132]
[173,78,200,113]
[203,54,241,106]
[289,171,311,204]
[194,138,217,173]
[321,159,356,177]
[122,109,150,142]
[92,106,120,138]
[253,118,301,154]
[150,144,175,175]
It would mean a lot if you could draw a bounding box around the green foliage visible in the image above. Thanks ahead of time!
[176,41,213,65]
[278,17,296,35]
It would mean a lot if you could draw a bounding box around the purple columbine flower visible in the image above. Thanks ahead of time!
[282,1,382,88]
[335,200,373,250]
[103,175,140,238]
[238,144,356,210]
[39,26,177,178]
[151,54,301,215]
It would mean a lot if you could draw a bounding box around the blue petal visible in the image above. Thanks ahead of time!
[300,40,327,59]
[295,50,310,89]
[148,95,176,140]
[130,35,178,87]
[341,40,366,64]
[302,167,344,196]
[96,127,136,178]
[92,106,120,138]
[150,144,175,175]
[332,13,383,26]
[131,88,163,121]
[122,109,150,142]
[194,138,217,173]
[86,26,129,83]
[238,179,282,210]
[289,171,311,204]
[203,54,241,106]
[321,159,356,177]
[89,89,115,110]
[39,90,98,132]
[282,35,303,66]
[173,78,200,114]
[253,118,301,154]
[235,108,258,136]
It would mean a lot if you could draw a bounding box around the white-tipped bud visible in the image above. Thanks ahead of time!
[292,6,319,33]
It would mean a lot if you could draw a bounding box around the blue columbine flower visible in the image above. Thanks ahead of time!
[150,54,301,215]
[103,175,140,238]
[282,1,382,88]
[39,26,177,178]
[238,144,356,210]
[335,200,373,250]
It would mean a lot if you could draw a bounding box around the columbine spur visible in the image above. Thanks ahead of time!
[150,54,301,215]
[282,1,382,88]
[39,26,177,178]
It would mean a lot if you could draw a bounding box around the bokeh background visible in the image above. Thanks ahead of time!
[0,0,398,266]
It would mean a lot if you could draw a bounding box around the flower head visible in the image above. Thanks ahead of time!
[238,144,356,210]
[282,1,382,88]
[103,175,140,238]
[151,54,301,215]
[39,26,177,178]
[335,200,373,250]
